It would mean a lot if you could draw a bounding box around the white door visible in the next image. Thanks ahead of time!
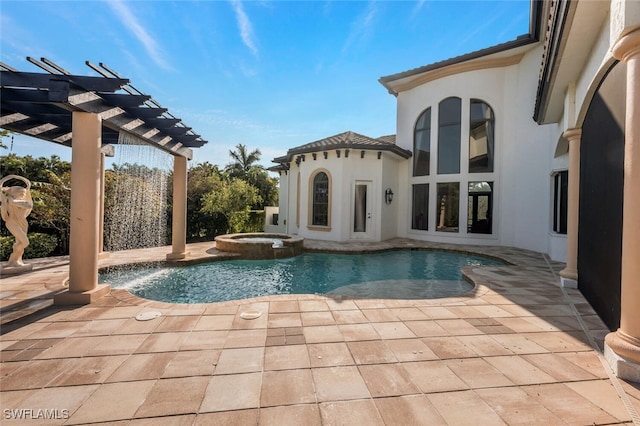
[352,181,373,239]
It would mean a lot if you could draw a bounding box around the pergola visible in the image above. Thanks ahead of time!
[0,57,208,304]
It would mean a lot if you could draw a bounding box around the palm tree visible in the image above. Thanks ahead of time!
[225,144,263,179]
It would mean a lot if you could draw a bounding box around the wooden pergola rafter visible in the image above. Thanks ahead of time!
[0,57,202,304]
[0,57,208,159]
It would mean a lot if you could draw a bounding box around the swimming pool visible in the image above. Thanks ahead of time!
[99,250,502,304]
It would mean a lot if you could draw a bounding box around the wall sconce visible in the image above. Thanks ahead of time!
[385,188,394,205]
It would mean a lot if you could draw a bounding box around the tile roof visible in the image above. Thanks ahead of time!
[272,131,410,166]
[376,134,396,144]
[379,1,544,96]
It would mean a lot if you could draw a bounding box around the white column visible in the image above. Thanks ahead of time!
[604,28,640,381]
[559,128,581,288]
[167,155,189,260]
[55,112,110,304]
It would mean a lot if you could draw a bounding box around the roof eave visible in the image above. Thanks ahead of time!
[379,0,544,96]
[281,143,412,161]
[532,0,612,125]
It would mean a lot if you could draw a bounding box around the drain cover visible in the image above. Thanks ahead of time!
[240,311,262,320]
[135,311,162,321]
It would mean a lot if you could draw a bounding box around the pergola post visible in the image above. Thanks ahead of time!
[167,154,189,260]
[54,112,110,305]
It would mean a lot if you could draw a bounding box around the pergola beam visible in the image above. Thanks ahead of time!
[0,59,208,156]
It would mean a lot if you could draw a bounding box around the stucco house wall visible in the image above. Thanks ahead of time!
[271,132,411,243]
[380,155,401,241]
[392,43,558,255]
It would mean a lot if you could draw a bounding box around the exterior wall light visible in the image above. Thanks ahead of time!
[385,188,394,205]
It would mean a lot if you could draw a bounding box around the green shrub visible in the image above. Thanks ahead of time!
[0,233,58,260]
[248,210,265,232]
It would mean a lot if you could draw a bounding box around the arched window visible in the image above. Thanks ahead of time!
[311,171,330,227]
[413,108,431,176]
[437,97,461,174]
[469,99,495,173]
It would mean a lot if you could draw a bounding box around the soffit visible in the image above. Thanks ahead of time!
[534,0,610,124]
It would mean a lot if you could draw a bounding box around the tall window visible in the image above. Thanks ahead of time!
[553,171,568,234]
[468,181,493,234]
[469,100,495,172]
[411,97,496,236]
[296,172,300,228]
[311,171,329,227]
[414,108,431,176]
[437,97,461,174]
[412,184,429,230]
[436,182,459,232]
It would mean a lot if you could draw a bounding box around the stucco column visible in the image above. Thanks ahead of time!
[605,28,640,381]
[167,155,188,260]
[55,112,110,305]
[559,128,581,288]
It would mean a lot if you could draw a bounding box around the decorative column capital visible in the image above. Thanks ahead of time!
[563,128,582,142]
[612,28,640,63]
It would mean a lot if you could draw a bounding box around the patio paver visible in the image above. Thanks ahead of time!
[1,238,638,424]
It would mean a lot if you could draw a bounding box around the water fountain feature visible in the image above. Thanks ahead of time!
[104,133,172,252]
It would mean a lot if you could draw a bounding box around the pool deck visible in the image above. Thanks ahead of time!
[1,238,640,425]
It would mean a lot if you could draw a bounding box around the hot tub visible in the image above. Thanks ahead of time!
[214,233,304,259]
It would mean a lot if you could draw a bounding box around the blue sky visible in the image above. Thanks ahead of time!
[1,0,531,169]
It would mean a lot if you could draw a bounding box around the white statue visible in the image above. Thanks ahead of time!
[1,175,33,267]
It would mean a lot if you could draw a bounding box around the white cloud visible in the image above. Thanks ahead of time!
[105,0,172,71]
[230,0,259,58]
[454,12,503,50]
[342,1,378,55]
[410,0,428,19]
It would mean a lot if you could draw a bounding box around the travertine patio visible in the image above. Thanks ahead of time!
[1,238,640,425]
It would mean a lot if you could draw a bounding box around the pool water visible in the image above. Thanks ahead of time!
[99,250,502,304]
